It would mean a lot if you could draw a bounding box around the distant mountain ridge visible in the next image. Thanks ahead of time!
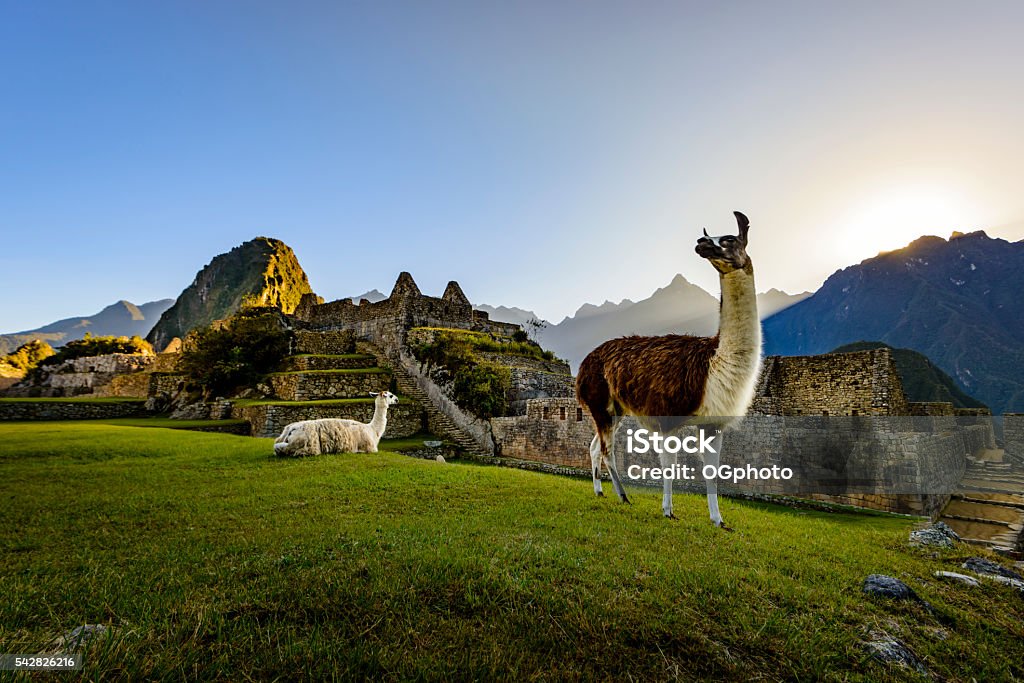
[0,299,174,355]
[764,231,1024,414]
[148,237,314,351]
[481,274,809,371]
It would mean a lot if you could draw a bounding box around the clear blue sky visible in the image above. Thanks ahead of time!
[3,1,1024,331]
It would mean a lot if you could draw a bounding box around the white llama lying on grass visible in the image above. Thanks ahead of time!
[273,391,398,457]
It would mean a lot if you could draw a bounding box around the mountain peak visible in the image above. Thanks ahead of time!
[0,299,174,355]
[147,237,314,351]
[764,230,1024,413]
[950,229,990,240]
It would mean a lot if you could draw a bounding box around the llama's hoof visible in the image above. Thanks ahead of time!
[620,495,632,505]
[664,512,678,520]
[715,521,734,532]
[595,491,605,498]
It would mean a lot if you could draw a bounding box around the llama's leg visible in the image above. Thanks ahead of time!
[589,435,604,497]
[659,445,675,519]
[604,427,630,504]
[702,429,731,530]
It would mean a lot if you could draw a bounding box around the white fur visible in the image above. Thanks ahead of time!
[682,268,761,526]
[696,268,762,425]
[273,391,398,457]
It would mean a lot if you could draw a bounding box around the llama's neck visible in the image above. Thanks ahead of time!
[716,266,760,358]
[696,265,762,422]
[369,403,389,437]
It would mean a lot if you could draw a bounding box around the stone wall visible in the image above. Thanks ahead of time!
[1005,414,1024,466]
[234,401,425,439]
[282,354,375,371]
[618,415,971,519]
[294,273,521,354]
[508,369,576,416]
[491,398,593,467]
[753,349,908,416]
[478,352,571,375]
[268,371,391,401]
[149,373,189,397]
[294,329,356,355]
[150,353,182,373]
[6,353,158,399]
[908,402,956,417]
[0,400,146,421]
[95,371,152,398]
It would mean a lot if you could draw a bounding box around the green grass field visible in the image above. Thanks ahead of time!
[1,422,1022,681]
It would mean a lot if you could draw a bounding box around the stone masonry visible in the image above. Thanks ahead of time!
[293,273,520,356]
[492,348,994,519]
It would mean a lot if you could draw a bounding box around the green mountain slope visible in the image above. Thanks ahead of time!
[147,237,313,351]
[832,341,986,409]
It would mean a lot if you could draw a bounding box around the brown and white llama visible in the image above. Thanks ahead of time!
[576,211,761,529]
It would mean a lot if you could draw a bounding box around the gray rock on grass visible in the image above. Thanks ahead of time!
[909,522,960,548]
[863,574,934,613]
[863,631,928,675]
[933,571,980,587]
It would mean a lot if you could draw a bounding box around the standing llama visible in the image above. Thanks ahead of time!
[576,211,761,529]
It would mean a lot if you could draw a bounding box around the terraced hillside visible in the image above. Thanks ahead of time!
[230,336,427,439]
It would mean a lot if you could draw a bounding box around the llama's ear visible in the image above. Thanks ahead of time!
[702,227,709,237]
[369,392,379,397]
[734,211,750,243]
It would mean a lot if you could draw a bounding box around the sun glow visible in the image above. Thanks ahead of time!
[832,183,979,261]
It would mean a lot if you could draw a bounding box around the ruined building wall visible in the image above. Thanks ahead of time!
[753,349,909,416]
[491,398,592,467]
[293,273,521,354]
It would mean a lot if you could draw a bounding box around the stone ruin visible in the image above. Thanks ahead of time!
[493,347,1024,540]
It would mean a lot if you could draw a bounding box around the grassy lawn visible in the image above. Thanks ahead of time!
[0,422,1021,681]
[0,397,145,404]
[87,417,248,428]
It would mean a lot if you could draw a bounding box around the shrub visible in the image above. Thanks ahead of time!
[179,312,291,398]
[410,331,511,418]
[38,334,153,367]
[0,340,55,375]
[414,328,559,363]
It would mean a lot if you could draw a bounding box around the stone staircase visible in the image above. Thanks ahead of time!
[356,342,493,455]
[938,449,1024,554]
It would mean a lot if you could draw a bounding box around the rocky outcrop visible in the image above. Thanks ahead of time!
[147,237,314,351]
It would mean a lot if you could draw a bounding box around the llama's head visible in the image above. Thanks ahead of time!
[695,211,751,274]
[370,391,399,408]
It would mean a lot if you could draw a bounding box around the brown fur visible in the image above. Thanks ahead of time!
[576,333,720,433]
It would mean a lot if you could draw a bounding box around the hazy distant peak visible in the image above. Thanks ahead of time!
[0,298,175,355]
[113,300,145,320]
[573,299,631,319]
[349,288,387,303]
[669,273,691,286]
